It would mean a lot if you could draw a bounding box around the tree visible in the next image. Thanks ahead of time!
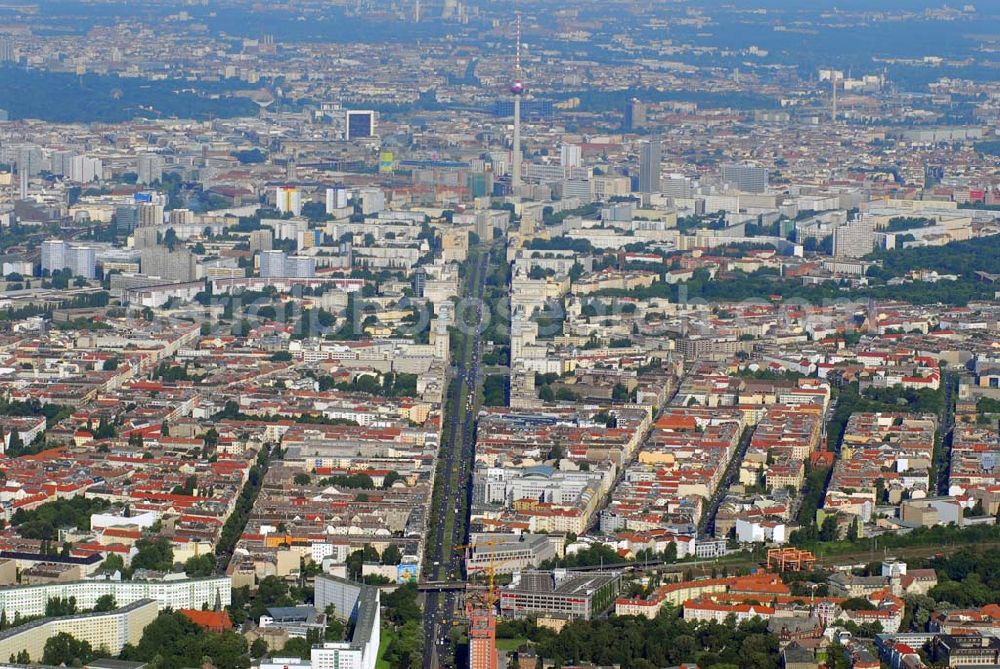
[320,473,375,490]
[841,597,877,611]
[43,633,95,666]
[94,416,116,439]
[345,549,365,580]
[280,637,311,659]
[611,383,629,402]
[381,544,403,566]
[381,471,403,489]
[122,610,249,669]
[819,515,840,542]
[250,638,268,658]
[382,583,422,625]
[94,593,117,612]
[554,387,581,402]
[251,575,294,619]
[293,473,311,485]
[45,596,78,617]
[5,429,21,456]
[847,517,859,542]
[131,537,174,572]
[202,629,250,669]
[381,620,423,669]
[362,544,380,563]
[184,553,216,577]
[101,553,125,574]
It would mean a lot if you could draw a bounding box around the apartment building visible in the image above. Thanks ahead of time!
[0,576,231,619]
[0,599,158,662]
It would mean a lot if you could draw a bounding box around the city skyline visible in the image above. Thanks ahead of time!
[0,3,999,669]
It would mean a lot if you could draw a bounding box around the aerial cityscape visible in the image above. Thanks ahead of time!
[1,1,1000,669]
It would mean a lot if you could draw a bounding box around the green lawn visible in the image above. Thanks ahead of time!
[375,626,395,669]
[496,637,529,652]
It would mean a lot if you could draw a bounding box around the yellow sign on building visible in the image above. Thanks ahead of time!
[379,151,394,174]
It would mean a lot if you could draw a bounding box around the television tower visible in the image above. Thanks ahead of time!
[831,75,838,123]
[510,11,524,190]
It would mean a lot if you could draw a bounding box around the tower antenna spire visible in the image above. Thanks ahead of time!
[515,11,521,74]
[510,3,524,190]
[510,6,525,190]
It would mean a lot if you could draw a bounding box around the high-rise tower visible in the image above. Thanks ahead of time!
[510,12,524,190]
[639,139,661,194]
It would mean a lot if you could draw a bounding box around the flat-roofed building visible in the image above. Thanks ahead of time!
[0,575,230,619]
[499,569,622,621]
[0,599,158,662]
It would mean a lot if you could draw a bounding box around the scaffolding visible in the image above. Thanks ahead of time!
[766,547,817,572]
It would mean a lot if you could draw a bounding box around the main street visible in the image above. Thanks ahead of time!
[422,247,491,669]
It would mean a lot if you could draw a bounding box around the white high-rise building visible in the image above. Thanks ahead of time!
[286,255,316,278]
[833,217,876,258]
[313,576,381,669]
[69,245,97,279]
[40,240,66,275]
[140,247,196,282]
[326,187,349,212]
[51,151,74,176]
[662,175,694,198]
[69,155,103,183]
[276,186,302,216]
[259,250,286,278]
[138,203,164,228]
[16,145,43,176]
[137,154,164,185]
[39,240,96,278]
[560,144,582,169]
[638,139,662,194]
[260,250,315,278]
[0,36,14,62]
[721,163,769,193]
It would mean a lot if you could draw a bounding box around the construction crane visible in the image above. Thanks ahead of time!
[456,536,521,612]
